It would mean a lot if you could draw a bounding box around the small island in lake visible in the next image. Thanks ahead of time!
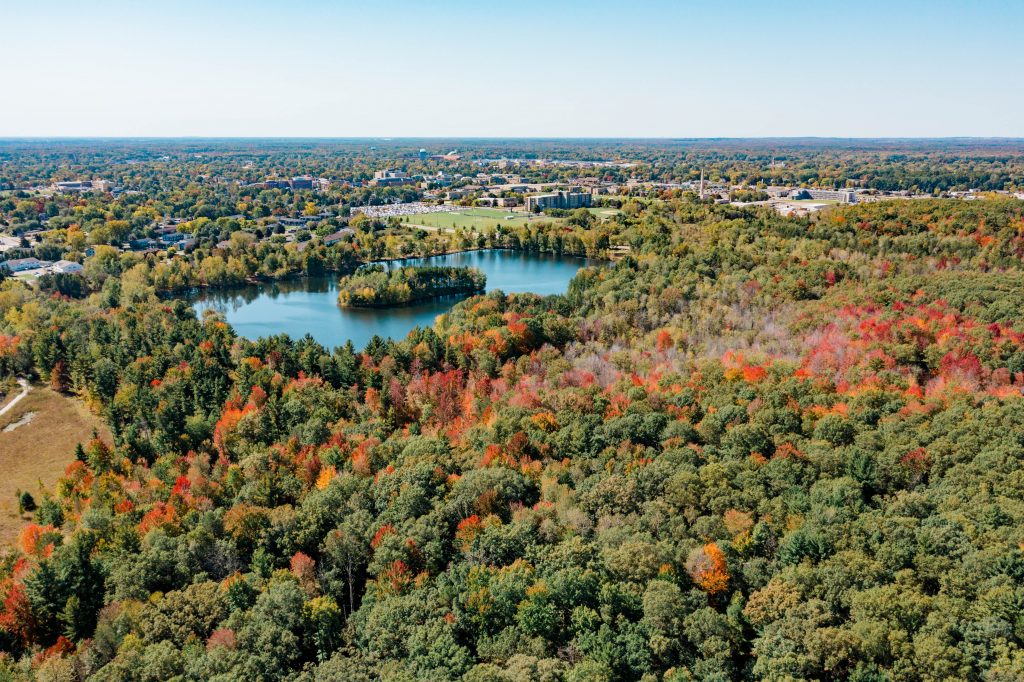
[337,264,486,308]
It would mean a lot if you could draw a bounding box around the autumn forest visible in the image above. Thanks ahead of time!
[2,140,1024,681]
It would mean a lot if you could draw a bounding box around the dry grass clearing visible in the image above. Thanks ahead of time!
[0,386,111,546]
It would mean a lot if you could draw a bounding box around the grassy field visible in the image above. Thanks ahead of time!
[400,207,620,232]
[400,208,541,231]
[0,386,111,545]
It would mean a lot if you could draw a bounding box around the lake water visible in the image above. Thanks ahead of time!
[190,250,590,350]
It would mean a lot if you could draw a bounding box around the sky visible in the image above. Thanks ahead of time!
[3,0,1023,138]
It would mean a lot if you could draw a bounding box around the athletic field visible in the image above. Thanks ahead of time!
[400,207,619,232]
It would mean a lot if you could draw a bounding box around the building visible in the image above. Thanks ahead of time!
[51,260,83,274]
[421,171,453,189]
[3,257,51,272]
[525,189,593,212]
[371,170,413,187]
[476,196,520,208]
[429,150,462,162]
[130,238,158,250]
[418,149,428,161]
[278,217,312,230]
[260,180,291,190]
[54,180,89,192]
[53,180,107,193]
[772,202,825,217]
[324,228,355,246]
[154,225,176,236]
[290,176,314,190]
[790,188,857,203]
[159,231,194,244]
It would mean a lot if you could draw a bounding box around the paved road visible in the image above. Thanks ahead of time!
[0,379,30,417]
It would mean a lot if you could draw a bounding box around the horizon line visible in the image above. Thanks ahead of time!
[3,135,1024,142]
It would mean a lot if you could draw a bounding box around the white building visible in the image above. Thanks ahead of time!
[52,260,84,274]
[4,257,51,272]
[790,188,857,203]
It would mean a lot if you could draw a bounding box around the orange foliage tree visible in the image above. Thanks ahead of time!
[686,542,730,595]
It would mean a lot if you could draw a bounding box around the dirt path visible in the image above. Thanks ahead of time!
[0,379,29,417]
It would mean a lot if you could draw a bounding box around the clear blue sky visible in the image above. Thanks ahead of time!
[3,0,1022,137]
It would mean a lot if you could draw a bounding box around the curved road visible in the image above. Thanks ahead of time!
[0,379,30,417]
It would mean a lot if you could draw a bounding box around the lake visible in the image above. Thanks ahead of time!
[190,249,591,350]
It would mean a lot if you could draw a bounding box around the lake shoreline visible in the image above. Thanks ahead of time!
[186,249,594,350]
[165,246,598,299]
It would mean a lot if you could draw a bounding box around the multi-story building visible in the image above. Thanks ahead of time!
[525,189,593,212]
[790,188,857,203]
[3,257,51,272]
[53,180,107,193]
[371,170,413,187]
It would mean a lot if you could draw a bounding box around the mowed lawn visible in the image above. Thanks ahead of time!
[400,207,620,232]
[400,208,542,231]
[0,386,111,545]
